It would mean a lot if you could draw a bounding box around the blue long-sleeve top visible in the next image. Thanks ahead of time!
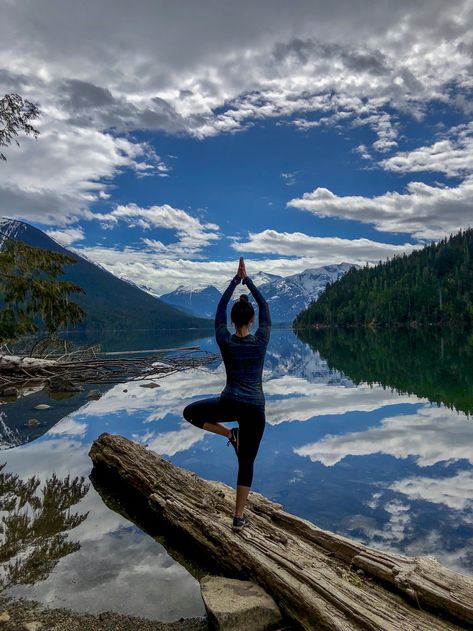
[215,275,271,405]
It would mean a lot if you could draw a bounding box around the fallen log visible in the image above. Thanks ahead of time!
[0,348,217,392]
[89,433,473,631]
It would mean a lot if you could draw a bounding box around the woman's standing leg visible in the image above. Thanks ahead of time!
[234,404,266,517]
[183,397,233,438]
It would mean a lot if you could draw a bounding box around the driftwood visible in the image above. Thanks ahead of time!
[90,433,473,631]
[0,348,217,392]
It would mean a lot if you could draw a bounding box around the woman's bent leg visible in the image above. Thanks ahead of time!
[183,397,232,437]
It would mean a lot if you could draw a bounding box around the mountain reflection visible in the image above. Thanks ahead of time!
[0,465,89,587]
[297,327,473,415]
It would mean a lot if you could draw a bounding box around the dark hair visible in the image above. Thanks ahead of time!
[231,294,255,328]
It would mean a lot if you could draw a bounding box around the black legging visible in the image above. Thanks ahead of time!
[183,396,265,487]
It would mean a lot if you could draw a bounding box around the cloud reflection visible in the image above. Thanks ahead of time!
[295,406,473,466]
[391,470,473,512]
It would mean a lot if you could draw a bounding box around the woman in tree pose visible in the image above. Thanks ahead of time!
[183,257,271,531]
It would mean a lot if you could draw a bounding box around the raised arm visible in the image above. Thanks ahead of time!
[243,276,271,343]
[215,275,240,345]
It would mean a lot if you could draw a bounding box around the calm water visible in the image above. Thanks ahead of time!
[1,327,473,621]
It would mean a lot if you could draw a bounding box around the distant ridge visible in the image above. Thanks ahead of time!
[161,263,355,322]
[0,218,210,331]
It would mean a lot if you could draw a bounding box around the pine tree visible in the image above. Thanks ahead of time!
[0,94,85,342]
[0,93,40,161]
[0,239,86,342]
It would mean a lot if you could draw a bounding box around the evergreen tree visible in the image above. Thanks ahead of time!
[294,229,473,328]
[0,93,40,161]
[0,239,86,343]
[0,94,85,342]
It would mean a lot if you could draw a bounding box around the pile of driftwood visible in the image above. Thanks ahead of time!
[90,433,473,631]
[0,346,217,395]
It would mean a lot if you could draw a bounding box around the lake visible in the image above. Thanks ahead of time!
[1,327,472,622]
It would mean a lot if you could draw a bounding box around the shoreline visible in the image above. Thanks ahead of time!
[0,596,208,631]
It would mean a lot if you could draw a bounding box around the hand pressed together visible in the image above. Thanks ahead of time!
[237,256,247,280]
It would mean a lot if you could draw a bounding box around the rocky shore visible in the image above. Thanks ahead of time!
[0,596,208,631]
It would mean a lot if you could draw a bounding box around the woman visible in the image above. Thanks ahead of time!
[183,257,271,531]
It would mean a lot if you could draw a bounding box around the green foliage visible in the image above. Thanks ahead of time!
[294,228,473,328]
[0,239,85,342]
[0,93,40,161]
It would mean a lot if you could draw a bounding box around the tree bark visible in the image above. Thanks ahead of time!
[90,433,473,631]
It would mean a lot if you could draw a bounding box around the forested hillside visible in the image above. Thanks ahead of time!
[294,229,473,327]
[0,218,210,332]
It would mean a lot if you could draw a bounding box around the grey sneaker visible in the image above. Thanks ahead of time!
[232,513,248,532]
[227,427,239,456]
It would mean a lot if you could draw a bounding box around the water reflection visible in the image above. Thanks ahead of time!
[297,327,473,415]
[0,466,88,588]
[0,435,205,620]
[0,327,473,618]
[0,385,110,450]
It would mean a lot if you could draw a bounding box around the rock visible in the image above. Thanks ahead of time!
[200,576,282,631]
[23,622,42,631]
[25,418,40,428]
[139,382,160,388]
[34,403,51,410]
[0,611,10,623]
[123,389,128,392]
[87,389,102,400]
[1,386,18,397]
[48,376,82,393]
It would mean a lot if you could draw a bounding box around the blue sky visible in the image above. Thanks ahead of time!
[1,1,472,293]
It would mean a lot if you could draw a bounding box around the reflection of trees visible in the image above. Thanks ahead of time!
[0,464,89,588]
[298,327,473,416]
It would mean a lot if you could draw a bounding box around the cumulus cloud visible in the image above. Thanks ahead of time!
[295,405,473,467]
[46,226,85,246]
[0,119,162,225]
[2,0,473,241]
[288,177,473,239]
[232,229,419,261]
[76,227,420,294]
[91,203,220,258]
[381,122,473,177]
[1,1,472,142]
[289,121,473,240]
[75,242,424,294]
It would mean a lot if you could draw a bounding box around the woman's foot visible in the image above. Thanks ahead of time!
[227,427,239,455]
[232,513,248,532]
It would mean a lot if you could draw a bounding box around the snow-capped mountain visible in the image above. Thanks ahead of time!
[0,218,28,246]
[160,285,222,319]
[160,263,355,322]
[259,263,356,322]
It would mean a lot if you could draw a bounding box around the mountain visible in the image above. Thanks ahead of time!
[161,263,354,322]
[160,285,222,319]
[259,263,355,322]
[294,228,473,328]
[250,271,282,286]
[0,218,210,331]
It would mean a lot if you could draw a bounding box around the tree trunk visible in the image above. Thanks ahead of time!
[89,433,473,631]
[0,354,58,371]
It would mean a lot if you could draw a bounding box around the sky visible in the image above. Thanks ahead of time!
[1,0,472,294]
